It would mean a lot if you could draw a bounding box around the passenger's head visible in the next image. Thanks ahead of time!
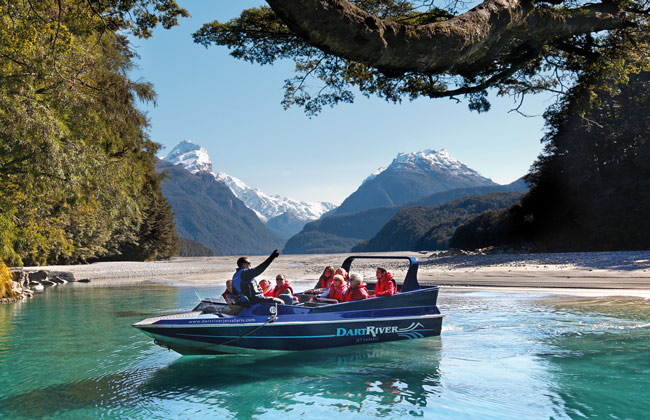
[349,272,363,288]
[335,267,347,278]
[376,267,387,279]
[322,266,335,278]
[332,274,345,287]
[237,256,251,269]
[349,273,363,287]
[225,279,233,292]
[275,274,286,285]
[259,279,270,292]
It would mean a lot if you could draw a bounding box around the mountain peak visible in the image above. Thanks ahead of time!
[162,140,337,230]
[165,140,213,174]
[336,147,496,214]
[392,148,480,176]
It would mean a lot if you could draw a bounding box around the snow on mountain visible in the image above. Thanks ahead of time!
[164,140,336,223]
[164,140,213,174]
[335,148,496,214]
[391,149,488,179]
[362,166,387,185]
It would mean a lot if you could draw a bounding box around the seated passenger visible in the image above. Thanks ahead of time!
[314,265,335,289]
[321,274,348,302]
[373,267,397,297]
[343,273,369,302]
[334,267,349,282]
[221,279,237,304]
[259,279,274,297]
[272,274,294,298]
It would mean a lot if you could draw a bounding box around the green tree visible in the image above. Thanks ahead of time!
[451,33,650,251]
[0,0,186,264]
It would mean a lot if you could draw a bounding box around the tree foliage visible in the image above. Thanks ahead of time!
[0,0,185,265]
[194,0,649,115]
[452,32,650,251]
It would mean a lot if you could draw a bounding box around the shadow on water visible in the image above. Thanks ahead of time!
[0,339,442,419]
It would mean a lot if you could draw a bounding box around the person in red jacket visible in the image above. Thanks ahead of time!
[334,267,349,282]
[343,273,369,302]
[314,266,335,289]
[259,279,274,297]
[321,274,348,302]
[221,279,237,304]
[272,274,294,298]
[373,267,397,297]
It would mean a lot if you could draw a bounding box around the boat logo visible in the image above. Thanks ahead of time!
[396,322,425,339]
[336,322,427,338]
[269,306,277,315]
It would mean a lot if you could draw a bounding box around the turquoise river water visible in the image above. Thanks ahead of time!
[1,283,649,419]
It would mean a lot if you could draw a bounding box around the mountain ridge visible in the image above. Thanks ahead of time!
[157,159,285,255]
[335,149,497,215]
[283,181,527,254]
[164,140,336,236]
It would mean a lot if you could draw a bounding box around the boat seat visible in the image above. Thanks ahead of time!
[316,298,339,305]
[278,294,294,305]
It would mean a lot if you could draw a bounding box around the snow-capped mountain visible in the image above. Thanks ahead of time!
[336,148,496,214]
[163,140,336,233]
[361,166,387,185]
[391,149,487,178]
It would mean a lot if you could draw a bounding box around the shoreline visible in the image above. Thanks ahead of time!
[20,250,650,297]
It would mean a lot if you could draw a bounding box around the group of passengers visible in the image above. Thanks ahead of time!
[315,265,396,302]
[222,250,397,306]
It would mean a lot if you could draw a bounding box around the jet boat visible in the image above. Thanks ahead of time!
[133,256,443,354]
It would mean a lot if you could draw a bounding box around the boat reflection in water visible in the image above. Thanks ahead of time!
[141,339,443,419]
[134,256,443,354]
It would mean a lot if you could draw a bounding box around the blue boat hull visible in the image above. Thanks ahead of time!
[134,286,443,354]
[138,313,442,354]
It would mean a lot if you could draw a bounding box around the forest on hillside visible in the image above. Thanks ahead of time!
[451,33,650,251]
[0,1,187,268]
[353,192,524,252]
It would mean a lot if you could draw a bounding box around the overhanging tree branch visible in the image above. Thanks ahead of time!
[266,0,630,77]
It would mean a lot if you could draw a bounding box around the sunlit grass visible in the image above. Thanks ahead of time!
[0,261,17,299]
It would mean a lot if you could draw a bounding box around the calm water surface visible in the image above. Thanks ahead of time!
[1,283,649,419]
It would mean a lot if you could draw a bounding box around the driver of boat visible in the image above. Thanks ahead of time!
[232,250,285,306]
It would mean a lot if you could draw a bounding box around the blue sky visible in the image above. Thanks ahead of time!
[131,0,554,204]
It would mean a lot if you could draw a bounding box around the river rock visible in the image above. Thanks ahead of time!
[49,271,75,282]
[9,270,30,288]
[49,275,67,284]
[28,270,49,282]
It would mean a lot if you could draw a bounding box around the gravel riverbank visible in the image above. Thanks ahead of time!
[21,250,650,296]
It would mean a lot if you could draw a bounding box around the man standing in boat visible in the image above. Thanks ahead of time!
[232,250,284,305]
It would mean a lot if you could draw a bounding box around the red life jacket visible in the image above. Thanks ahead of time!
[327,283,348,302]
[343,283,369,302]
[373,273,397,297]
[316,274,333,289]
[221,291,236,304]
[272,280,294,298]
[260,285,274,297]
